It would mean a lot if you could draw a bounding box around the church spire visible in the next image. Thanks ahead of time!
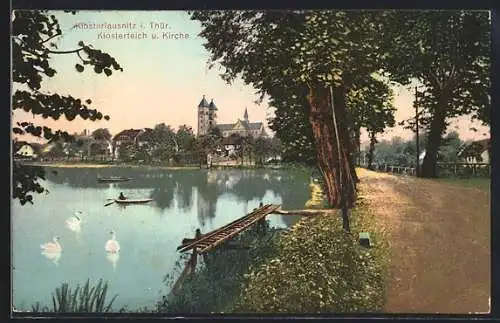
[243,107,249,123]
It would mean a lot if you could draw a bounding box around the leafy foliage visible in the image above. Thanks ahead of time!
[12,163,47,205]
[12,10,122,204]
[91,128,112,141]
[232,192,387,313]
[176,125,197,153]
[150,123,178,162]
[382,10,490,177]
[370,131,465,168]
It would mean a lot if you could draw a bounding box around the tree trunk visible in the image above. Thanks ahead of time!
[367,130,377,170]
[421,94,449,178]
[307,84,356,212]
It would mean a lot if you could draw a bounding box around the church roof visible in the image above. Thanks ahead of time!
[198,95,209,108]
[217,124,234,131]
[217,121,263,132]
[209,99,218,110]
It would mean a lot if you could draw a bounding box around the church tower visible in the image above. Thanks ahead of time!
[197,95,209,136]
[208,98,218,129]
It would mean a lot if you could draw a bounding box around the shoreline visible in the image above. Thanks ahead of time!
[19,162,285,170]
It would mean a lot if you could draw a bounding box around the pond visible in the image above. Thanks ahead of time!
[11,167,310,311]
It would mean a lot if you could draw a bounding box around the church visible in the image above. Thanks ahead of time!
[196,95,266,138]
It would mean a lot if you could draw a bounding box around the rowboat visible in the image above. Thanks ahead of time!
[115,198,153,205]
[97,176,131,183]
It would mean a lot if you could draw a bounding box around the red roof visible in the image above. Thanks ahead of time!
[113,129,143,141]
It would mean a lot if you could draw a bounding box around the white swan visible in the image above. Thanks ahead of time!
[40,236,62,253]
[65,214,82,226]
[105,230,120,253]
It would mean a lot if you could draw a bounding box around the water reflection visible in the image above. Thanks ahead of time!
[65,221,81,234]
[106,252,119,272]
[41,250,61,266]
[44,167,311,228]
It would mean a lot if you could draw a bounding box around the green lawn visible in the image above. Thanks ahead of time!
[437,178,490,191]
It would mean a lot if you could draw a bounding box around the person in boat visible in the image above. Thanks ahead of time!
[118,192,127,200]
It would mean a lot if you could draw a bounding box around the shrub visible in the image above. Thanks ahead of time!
[232,199,388,313]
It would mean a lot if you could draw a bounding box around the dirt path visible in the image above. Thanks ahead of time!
[357,169,490,314]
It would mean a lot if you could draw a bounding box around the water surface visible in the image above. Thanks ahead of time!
[12,167,310,311]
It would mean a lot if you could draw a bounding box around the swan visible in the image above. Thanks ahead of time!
[40,236,62,253]
[105,230,120,253]
[65,214,82,226]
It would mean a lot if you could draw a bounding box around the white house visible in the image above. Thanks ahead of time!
[457,138,490,164]
[15,143,37,159]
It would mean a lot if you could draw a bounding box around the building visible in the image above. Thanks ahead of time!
[14,141,37,159]
[457,138,490,164]
[196,95,266,138]
[197,95,218,136]
[221,135,242,157]
[112,128,146,159]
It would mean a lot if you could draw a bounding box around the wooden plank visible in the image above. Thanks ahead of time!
[177,204,274,252]
[176,204,269,251]
[197,204,281,254]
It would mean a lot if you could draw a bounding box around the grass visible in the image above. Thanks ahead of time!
[30,279,118,313]
[231,189,389,313]
[437,178,490,191]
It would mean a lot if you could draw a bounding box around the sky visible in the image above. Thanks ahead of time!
[12,10,490,145]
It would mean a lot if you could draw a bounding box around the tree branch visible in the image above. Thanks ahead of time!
[39,32,62,44]
[46,47,84,54]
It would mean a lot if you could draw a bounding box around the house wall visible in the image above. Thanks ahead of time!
[17,145,35,157]
[481,150,489,164]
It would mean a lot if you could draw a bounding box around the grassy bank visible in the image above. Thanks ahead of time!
[232,192,389,313]
[436,178,490,191]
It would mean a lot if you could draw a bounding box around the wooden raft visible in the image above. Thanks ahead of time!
[177,204,281,254]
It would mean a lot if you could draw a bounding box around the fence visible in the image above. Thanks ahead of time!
[368,162,490,178]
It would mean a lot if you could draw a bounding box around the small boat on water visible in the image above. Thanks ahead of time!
[97,176,131,183]
[115,198,153,205]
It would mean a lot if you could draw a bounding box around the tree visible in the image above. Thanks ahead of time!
[117,141,136,162]
[383,10,490,177]
[12,10,122,205]
[196,126,223,164]
[254,136,273,165]
[438,131,464,163]
[267,85,317,166]
[346,76,396,170]
[91,128,112,141]
[191,10,391,220]
[151,123,178,163]
[176,125,196,153]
